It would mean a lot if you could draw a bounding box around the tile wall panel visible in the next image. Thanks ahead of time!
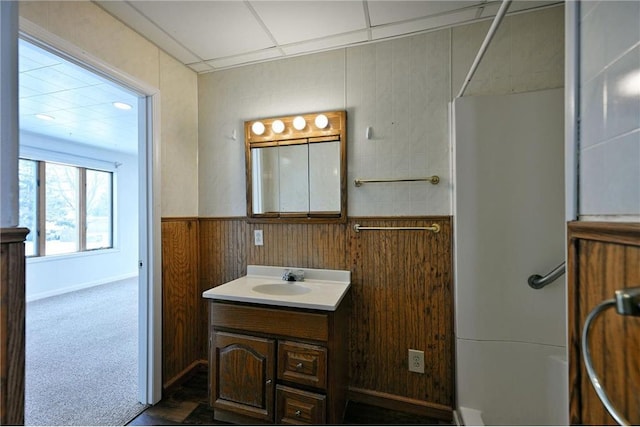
[346,32,451,217]
[198,50,346,218]
[579,1,640,217]
[199,5,564,218]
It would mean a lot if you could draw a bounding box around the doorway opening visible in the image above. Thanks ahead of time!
[18,36,154,425]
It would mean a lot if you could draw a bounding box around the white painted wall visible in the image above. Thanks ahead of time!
[578,0,640,220]
[21,132,139,301]
[453,89,567,425]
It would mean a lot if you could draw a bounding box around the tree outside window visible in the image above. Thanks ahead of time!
[45,163,79,255]
[86,169,112,250]
[18,158,114,257]
[18,159,38,256]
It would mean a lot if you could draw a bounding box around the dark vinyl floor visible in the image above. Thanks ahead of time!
[127,369,450,425]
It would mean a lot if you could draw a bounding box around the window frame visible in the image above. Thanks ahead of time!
[19,155,116,257]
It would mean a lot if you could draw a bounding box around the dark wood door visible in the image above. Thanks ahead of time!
[212,331,275,422]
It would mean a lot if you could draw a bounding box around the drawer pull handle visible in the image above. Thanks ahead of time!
[296,362,303,369]
[295,410,302,417]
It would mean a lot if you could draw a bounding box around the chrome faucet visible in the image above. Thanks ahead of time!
[282,269,305,282]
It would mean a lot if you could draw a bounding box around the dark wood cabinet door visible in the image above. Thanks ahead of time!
[212,331,275,421]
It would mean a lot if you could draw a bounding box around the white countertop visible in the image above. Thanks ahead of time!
[202,265,351,311]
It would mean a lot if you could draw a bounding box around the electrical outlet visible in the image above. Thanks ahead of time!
[254,229,263,246]
[408,349,425,373]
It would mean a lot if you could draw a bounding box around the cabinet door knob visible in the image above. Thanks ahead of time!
[266,379,272,384]
[295,410,302,417]
[296,362,303,369]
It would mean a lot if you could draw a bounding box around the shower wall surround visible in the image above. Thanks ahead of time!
[578,1,640,219]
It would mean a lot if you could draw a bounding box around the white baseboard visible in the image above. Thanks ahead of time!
[457,407,484,426]
[26,273,138,302]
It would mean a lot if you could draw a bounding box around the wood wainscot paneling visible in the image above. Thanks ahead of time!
[198,217,247,368]
[166,216,453,420]
[0,227,29,426]
[568,221,640,425]
[161,218,201,389]
[347,217,453,420]
[245,222,348,270]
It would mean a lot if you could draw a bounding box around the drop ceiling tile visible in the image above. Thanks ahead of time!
[130,1,274,60]
[96,0,202,64]
[56,64,108,87]
[18,39,61,68]
[368,1,478,26]
[19,39,141,154]
[25,95,77,113]
[26,67,92,92]
[250,1,366,45]
[479,1,562,18]
[19,73,67,94]
[207,48,284,70]
[18,86,40,99]
[281,30,369,56]
[187,62,216,73]
[19,56,45,73]
[372,8,478,40]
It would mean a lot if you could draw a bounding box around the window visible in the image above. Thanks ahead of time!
[46,162,79,255]
[86,169,113,250]
[18,158,114,257]
[18,159,38,256]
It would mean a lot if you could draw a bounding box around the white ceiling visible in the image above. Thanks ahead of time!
[19,39,140,154]
[96,0,563,73]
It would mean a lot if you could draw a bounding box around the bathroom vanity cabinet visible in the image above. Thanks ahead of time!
[208,298,350,424]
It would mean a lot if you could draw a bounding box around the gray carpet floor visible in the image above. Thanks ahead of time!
[25,277,147,426]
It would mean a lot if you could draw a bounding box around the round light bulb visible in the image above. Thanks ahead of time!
[293,116,306,130]
[251,121,265,136]
[315,114,329,129]
[272,119,285,134]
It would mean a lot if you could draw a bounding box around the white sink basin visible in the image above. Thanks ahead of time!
[202,265,351,311]
[252,283,311,296]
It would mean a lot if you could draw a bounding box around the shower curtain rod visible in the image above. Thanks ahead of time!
[456,0,512,98]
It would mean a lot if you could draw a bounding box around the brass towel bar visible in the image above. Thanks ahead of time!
[353,224,441,234]
[354,176,440,187]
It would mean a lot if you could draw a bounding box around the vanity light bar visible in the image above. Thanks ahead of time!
[248,112,337,140]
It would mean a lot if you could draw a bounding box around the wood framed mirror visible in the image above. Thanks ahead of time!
[245,110,346,223]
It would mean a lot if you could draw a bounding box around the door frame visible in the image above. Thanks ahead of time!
[19,18,163,405]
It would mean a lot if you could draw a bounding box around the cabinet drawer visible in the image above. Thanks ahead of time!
[276,385,326,425]
[278,341,327,389]
[210,302,329,341]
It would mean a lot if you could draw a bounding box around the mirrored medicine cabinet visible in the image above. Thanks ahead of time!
[245,110,347,223]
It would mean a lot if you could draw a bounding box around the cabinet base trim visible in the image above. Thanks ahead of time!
[163,359,207,392]
[348,387,452,421]
[214,408,272,425]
